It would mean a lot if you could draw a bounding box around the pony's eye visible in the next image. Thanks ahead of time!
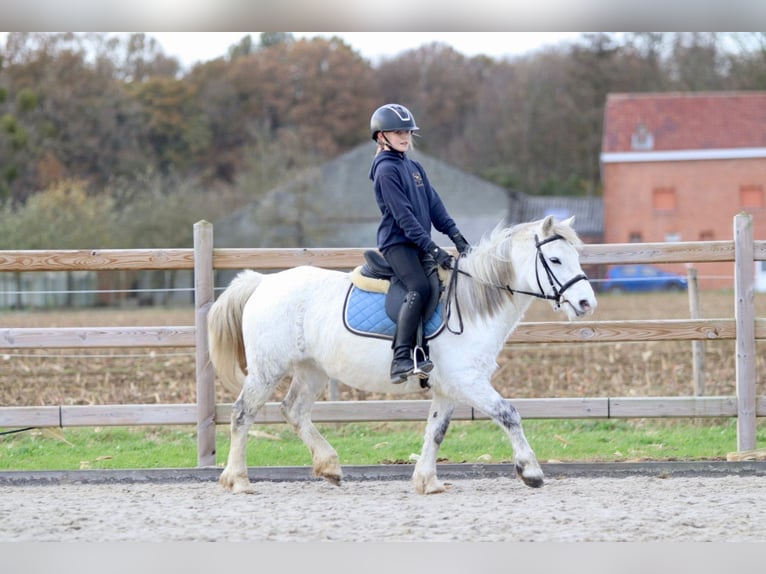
[549,257,561,264]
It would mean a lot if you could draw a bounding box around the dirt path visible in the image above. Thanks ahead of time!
[2,475,763,542]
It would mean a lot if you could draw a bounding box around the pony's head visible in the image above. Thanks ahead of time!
[508,215,597,320]
[454,216,596,323]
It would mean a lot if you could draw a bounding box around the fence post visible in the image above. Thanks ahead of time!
[687,267,705,396]
[733,213,757,452]
[194,220,217,467]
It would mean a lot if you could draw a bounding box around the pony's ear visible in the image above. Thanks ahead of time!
[541,215,555,235]
[562,215,576,228]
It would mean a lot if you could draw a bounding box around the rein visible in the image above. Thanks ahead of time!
[444,233,588,334]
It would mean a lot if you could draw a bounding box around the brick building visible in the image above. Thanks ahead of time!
[600,91,766,288]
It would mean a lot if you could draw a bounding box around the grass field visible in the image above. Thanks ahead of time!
[3,419,761,471]
[1,290,764,470]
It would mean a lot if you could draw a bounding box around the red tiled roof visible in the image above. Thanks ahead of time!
[601,92,766,153]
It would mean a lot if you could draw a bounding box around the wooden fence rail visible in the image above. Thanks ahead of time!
[0,214,763,466]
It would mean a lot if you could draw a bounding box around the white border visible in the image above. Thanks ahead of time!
[601,147,766,163]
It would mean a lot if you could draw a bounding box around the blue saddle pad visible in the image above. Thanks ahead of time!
[343,286,445,341]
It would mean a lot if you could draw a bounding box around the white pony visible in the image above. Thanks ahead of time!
[208,216,597,494]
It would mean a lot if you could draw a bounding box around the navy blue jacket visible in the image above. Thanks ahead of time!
[369,150,459,253]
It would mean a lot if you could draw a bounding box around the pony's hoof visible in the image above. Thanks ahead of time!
[413,474,447,495]
[219,471,255,494]
[313,457,342,486]
[314,464,343,486]
[423,480,447,494]
[515,463,545,488]
[232,482,256,494]
[320,472,343,486]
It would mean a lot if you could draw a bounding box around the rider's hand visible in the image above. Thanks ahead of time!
[450,232,471,255]
[430,245,454,269]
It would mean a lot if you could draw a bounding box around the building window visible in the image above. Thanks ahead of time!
[631,122,654,150]
[628,231,642,243]
[665,232,682,242]
[740,185,764,210]
[653,187,677,212]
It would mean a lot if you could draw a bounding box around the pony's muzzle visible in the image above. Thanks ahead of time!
[577,299,594,315]
[560,295,596,318]
[573,297,596,317]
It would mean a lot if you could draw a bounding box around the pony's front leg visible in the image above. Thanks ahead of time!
[412,394,455,495]
[491,399,544,488]
[219,395,256,494]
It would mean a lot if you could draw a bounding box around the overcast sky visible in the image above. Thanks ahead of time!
[0,31,587,74]
[148,32,585,69]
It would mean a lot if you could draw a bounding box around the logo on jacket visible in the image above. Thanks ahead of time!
[412,171,424,187]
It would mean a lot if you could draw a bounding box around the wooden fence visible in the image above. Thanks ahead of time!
[1,214,764,467]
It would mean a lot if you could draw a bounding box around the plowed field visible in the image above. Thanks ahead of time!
[2,290,764,406]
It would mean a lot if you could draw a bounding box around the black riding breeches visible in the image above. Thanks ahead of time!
[382,243,431,318]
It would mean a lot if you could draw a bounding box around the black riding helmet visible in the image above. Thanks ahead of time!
[370,103,419,142]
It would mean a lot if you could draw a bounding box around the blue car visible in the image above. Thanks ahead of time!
[602,264,688,293]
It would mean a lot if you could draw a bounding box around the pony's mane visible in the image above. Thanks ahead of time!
[450,218,582,322]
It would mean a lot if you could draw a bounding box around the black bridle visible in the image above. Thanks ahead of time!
[445,233,589,334]
[528,233,590,306]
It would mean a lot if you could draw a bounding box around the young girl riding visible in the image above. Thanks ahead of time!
[368,103,470,383]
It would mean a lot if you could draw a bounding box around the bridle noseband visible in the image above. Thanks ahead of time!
[445,233,589,334]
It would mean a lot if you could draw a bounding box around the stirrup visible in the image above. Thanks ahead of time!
[412,345,434,379]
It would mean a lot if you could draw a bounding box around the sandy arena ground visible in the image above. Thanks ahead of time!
[1,474,764,542]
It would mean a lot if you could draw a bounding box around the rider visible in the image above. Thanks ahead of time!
[368,103,471,383]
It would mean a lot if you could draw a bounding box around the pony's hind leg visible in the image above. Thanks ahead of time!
[219,372,281,494]
[280,364,342,486]
[412,393,455,494]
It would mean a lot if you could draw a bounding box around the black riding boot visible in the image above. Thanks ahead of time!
[390,291,434,383]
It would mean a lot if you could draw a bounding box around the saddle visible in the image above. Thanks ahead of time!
[343,250,445,341]
[363,250,443,322]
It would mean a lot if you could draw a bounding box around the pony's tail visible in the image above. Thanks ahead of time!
[207,269,264,396]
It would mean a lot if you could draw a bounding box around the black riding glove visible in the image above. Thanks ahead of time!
[428,243,453,269]
[450,232,471,255]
